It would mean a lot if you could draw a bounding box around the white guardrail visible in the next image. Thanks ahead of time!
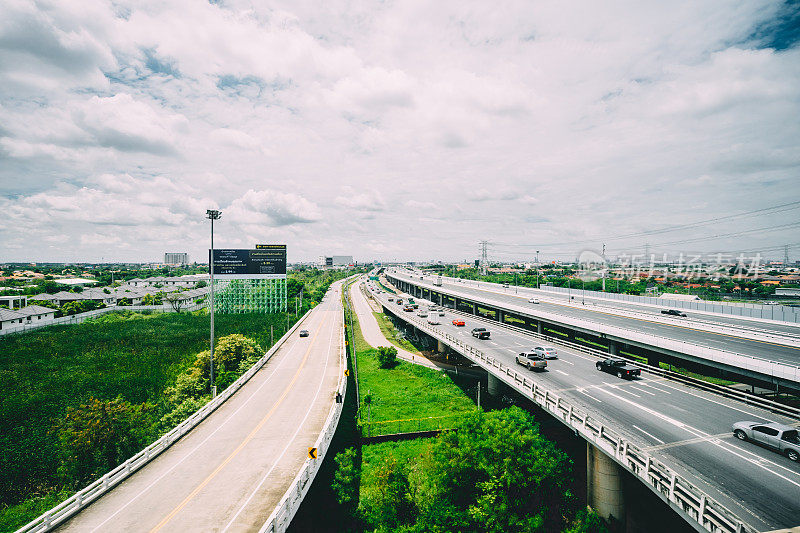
[388,273,800,386]
[429,271,800,324]
[373,289,760,533]
[258,305,348,533]
[18,307,312,533]
[437,275,800,344]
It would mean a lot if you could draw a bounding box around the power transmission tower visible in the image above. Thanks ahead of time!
[479,240,489,275]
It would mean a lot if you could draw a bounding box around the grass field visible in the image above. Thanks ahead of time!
[0,310,298,531]
[371,312,421,355]
[346,283,477,433]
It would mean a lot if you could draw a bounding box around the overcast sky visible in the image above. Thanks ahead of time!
[1,1,799,264]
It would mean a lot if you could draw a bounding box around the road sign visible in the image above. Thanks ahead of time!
[210,246,287,278]
[308,447,317,459]
[344,369,350,376]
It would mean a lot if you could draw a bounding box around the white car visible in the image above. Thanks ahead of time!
[427,316,441,325]
[528,297,539,304]
[534,346,558,359]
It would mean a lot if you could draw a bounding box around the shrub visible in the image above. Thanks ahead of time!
[376,346,398,369]
[54,397,153,488]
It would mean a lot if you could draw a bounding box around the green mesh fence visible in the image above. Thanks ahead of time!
[210,278,287,314]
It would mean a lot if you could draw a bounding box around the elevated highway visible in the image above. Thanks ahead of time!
[367,278,800,532]
[23,281,346,533]
[386,270,800,391]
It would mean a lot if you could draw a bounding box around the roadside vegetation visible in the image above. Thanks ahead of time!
[0,268,354,531]
[339,408,606,533]
[312,279,606,533]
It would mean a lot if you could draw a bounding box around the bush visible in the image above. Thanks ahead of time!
[376,346,398,369]
[332,447,361,515]
[158,396,210,433]
[54,397,153,488]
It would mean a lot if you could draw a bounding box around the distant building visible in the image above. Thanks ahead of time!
[165,252,190,266]
[318,255,354,267]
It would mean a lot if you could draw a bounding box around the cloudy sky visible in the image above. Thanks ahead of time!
[1,0,799,264]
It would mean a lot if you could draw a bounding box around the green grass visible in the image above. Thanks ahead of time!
[371,312,421,355]
[361,438,435,486]
[0,311,297,530]
[344,283,476,433]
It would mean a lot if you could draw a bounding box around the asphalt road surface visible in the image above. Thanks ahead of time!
[58,281,344,533]
[371,283,800,531]
[389,272,800,367]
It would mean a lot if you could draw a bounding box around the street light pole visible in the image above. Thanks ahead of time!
[206,209,221,397]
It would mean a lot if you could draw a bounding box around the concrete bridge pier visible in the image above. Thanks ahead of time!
[438,294,443,305]
[472,303,478,315]
[608,340,619,356]
[587,443,626,526]
[437,339,446,353]
[537,321,543,334]
[487,373,503,396]
[498,310,505,323]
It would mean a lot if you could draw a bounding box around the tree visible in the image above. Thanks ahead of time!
[193,334,263,389]
[195,280,207,288]
[165,292,186,312]
[377,346,398,369]
[117,297,132,306]
[412,407,574,532]
[332,447,361,522]
[55,397,152,487]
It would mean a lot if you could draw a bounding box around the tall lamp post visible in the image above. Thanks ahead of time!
[206,209,221,397]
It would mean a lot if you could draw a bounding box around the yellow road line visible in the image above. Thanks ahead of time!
[150,317,327,532]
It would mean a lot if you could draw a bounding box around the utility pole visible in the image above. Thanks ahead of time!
[479,240,489,275]
[785,244,790,266]
[602,243,606,292]
[206,209,222,398]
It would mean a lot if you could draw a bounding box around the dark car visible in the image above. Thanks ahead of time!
[661,309,687,317]
[471,327,490,339]
[299,330,309,337]
[596,358,641,379]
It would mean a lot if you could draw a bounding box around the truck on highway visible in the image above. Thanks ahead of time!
[732,421,800,462]
[471,327,491,339]
[516,352,547,371]
[433,275,443,286]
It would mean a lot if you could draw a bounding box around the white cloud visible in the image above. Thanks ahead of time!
[334,186,387,212]
[225,189,322,226]
[0,1,798,262]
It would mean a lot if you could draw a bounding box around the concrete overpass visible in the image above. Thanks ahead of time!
[367,277,800,532]
[21,281,347,533]
[386,269,800,392]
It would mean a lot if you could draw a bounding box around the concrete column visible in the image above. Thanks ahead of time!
[537,321,543,334]
[608,341,619,356]
[472,303,478,315]
[498,310,505,323]
[648,354,661,368]
[437,339,446,353]
[439,294,443,305]
[587,443,626,523]
[455,298,460,311]
[487,373,502,396]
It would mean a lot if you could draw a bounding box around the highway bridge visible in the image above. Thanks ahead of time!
[385,270,800,392]
[21,280,347,533]
[368,275,800,532]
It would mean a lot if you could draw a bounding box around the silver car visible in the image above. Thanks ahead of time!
[731,421,800,462]
[534,346,558,359]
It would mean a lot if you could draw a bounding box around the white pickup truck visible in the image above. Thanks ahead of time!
[515,353,547,371]
[732,421,800,462]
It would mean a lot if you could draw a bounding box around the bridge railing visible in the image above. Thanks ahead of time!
[387,273,800,386]
[18,308,312,533]
[441,305,800,420]
[374,288,760,533]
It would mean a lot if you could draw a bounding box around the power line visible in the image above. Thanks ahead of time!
[490,200,800,249]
